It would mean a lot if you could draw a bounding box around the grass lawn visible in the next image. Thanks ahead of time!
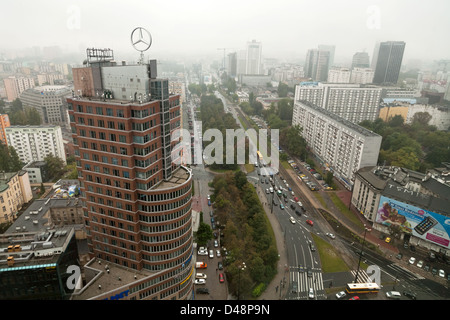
[244,163,255,173]
[312,233,349,273]
[329,193,364,229]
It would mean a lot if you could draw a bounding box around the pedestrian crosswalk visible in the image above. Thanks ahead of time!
[350,269,372,283]
[289,266,324,299]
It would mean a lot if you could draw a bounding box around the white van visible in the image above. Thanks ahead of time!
[386,291,401,299]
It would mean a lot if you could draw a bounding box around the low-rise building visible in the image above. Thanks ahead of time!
[0,226,80,300]
[352,165,450,256]
[0,171,33,223]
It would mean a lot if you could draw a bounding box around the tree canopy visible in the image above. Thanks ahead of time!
[359,115,450,172]
[0,142,23,172]
[211,171,278,298]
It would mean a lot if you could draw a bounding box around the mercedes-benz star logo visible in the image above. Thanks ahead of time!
[131,27,152,52]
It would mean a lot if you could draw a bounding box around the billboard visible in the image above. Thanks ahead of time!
[376,196,450,249]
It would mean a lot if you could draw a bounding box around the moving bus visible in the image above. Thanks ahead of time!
[345,282,380,294]
[257,150,263,162]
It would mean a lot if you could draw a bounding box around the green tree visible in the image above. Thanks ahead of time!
[8,147,22,171]
[280,125,307,158]
[325,171,334,185]
[11,98,23,112]
[195,221,213,246]
[0,143,23,172]
[277,82,289,98]
[44,153,65,181]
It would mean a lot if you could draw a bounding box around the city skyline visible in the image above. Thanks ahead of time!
[1,0,449,66]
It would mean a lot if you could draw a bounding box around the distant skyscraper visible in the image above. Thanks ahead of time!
[372,41,406,84]
[318,44,335,69]
[246,40,262,75]
[304,49,330,81]
[351,52,370,69]
[227,52,237,78]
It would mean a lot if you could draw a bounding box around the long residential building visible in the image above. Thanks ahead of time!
[292,100,382,189]
[5,125,66,165]
[294,82,382,123]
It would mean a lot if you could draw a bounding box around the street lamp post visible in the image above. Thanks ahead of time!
[354,224,370,283]
[237,262,246,300]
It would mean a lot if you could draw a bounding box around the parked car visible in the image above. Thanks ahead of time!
[194,279,206,285]
[218,261,223,270]
[335,291,346,299]
[432,267,438,275]
[349,296,360,300]
[219,273,225,283]
[196,288,209,294]
[416,260,424,268]
[195,273,207,279]
[438,269,445,278]
[408,257,416,264]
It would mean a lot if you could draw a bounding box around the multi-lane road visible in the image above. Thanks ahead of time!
[185,89,449,301]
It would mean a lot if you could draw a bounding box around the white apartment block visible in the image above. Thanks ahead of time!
[5,125,66,165]
[327,67,351,83]
[350,68,374,84]
[3,76,36,101]
[36,73,65,86]
[293,100,382,189]
[295,83,382,123]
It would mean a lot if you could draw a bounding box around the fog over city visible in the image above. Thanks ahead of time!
[1,0,449,66]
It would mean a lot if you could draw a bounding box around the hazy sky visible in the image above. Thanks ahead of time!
[1,0,449,65]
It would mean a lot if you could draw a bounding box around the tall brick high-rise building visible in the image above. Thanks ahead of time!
[68,48,194,299]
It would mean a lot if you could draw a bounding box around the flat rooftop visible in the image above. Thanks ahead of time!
[7,197,82,234]
[0,226,75,272]
[154,166,192,190]
[71,258,153,300]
